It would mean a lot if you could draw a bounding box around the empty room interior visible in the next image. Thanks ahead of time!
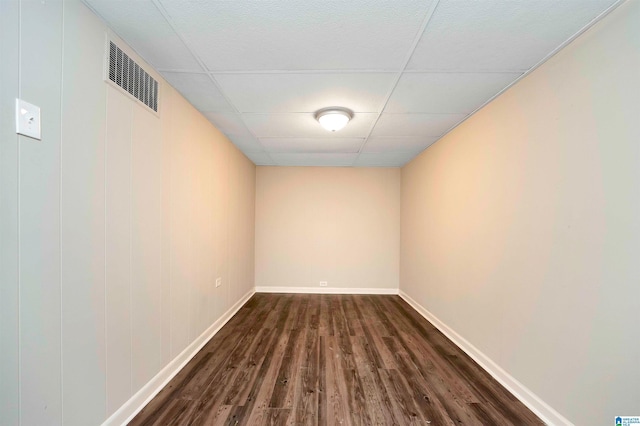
[1,0,639,425]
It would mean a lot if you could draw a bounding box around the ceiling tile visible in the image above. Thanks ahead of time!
[87,0,618,167]
[408,0,617,71]
[371,113,466,137]
[260,138,364,153]
[243,151,275,166]
[159,0,433,71]
[243,113,377,138]
[203,112,252,136]
[215,73,395,113]
[227,136,265,152]
[162,72,234,112]
[354,152,417,167]
[386,72,521,113]
[84,0,202,71]
[361,136,439,153]
[270,153,358,167]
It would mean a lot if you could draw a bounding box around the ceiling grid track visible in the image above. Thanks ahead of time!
[151,0,276,164]
[84,0,626,168]
[353,0,441,166]
[422,0,627,147]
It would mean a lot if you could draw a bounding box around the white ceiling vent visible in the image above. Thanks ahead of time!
[107,41,159,112]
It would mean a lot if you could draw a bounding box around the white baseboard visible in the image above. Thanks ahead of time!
[103,287,565,425]
[101,288,255,426]
[399,290,572,426]
[255,286,398,295]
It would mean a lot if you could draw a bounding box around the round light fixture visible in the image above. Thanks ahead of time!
[315,107,353,132]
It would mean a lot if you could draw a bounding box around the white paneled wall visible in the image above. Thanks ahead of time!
[17,1,65,424]
[61,2,107,423]
[0,1,256,425]
[0,1,21,424]
[105,86,133,415]
[130,102,164,394]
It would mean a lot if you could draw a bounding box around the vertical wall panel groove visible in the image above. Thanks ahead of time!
[60,1,66,422]
[19,1,63,424]
[105,85,133,417]
[60,0,107,423]
[3,2,256,425]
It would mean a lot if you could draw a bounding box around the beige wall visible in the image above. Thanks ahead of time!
[256,167,400,291]
[400,2,639,425]
[0,1,255,425]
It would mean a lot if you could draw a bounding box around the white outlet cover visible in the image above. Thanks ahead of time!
[319,281,328,287]
[215,277,222,287]
[16,99,41,140]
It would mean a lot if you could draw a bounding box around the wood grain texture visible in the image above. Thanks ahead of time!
[129,294,543,426]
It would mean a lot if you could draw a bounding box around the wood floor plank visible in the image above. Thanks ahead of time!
[376,304,483,424]
[128,350,214,425]
[398,329,480,404]
[382,296,542,424]
[317,335,327,426]
[211,405,233,426]
[341,297,361,336]
[265,408,291,426]
[342,368,371,425]
[294,303,320,425]
[223,326,277,405]
[378,368,425,425]
[324,335,351,426]
[129,294,543,426]
[318,295,332,337]
[225,296,297,425]
[351,337,397,425]
[351,296,391,369]
[149,398,199,426]
[187,325,277,425]
[381,338,456,426]
[270,297,308,409]
[232,329,290,425]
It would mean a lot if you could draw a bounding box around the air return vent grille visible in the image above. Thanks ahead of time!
[108,41,158,112]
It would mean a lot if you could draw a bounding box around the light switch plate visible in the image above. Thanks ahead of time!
[215,277,222,288]
[16,99,41,140]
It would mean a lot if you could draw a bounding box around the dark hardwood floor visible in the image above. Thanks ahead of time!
[130,294,542,425]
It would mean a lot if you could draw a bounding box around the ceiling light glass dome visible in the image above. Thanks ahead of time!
[315,108,353,132]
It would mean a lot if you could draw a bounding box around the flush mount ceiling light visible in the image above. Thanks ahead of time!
[315,107,353,132]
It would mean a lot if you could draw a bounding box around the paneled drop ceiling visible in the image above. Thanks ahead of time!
[84,0,620,167]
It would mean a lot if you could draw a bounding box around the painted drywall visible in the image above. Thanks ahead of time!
[256,166,400,292]
[0,1,255,425]
[400,1,639,425]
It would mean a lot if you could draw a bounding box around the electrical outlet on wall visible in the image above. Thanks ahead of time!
[319,281,328,287]
[215,277,222,288]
